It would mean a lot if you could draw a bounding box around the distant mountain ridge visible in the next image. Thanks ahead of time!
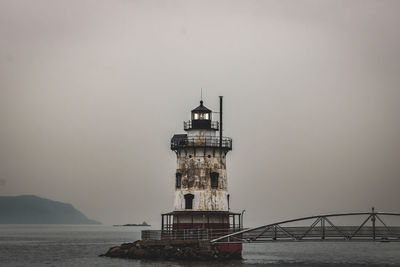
[0,195,100,224]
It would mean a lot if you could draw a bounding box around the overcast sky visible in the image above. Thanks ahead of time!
[0,0,399,226]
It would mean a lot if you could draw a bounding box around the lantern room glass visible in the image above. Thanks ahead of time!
[193,113,210,120]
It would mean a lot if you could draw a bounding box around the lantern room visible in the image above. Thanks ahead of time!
[184,100,219,131]
[191,100,211,120]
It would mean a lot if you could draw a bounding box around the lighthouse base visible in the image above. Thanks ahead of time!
[158,211,243,257]
[162,211,242,230]
[103,239,242,260]
[216,243,242,255]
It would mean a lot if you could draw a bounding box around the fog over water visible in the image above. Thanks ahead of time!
[0,0,399,226]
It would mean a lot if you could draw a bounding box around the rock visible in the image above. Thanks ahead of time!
[134,248,149,258]
[102,239,241,261]
[128,246,137,254]
[105,246,124,258]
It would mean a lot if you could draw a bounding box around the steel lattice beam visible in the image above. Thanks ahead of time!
[211,211,400,244]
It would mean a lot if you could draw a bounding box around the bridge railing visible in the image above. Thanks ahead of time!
[211,211,400,244]
[243,226,400,241]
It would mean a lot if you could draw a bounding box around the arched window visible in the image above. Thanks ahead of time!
[210,172,219,189]
[184,194,194,209]
[176,173,182,188]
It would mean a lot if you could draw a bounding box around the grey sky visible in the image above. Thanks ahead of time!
[0,0,399,226]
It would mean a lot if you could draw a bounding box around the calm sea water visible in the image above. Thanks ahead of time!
[0,225,399,266]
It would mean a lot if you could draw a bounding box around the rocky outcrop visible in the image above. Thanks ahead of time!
[101,239,241,260]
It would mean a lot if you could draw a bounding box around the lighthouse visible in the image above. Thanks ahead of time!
[162,97,242,242]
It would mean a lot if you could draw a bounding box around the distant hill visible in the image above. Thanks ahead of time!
[0,195,100,224]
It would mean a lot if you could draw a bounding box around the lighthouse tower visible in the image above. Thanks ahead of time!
[162,97,241,235]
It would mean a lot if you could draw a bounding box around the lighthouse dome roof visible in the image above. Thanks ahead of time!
[191,101,212,113]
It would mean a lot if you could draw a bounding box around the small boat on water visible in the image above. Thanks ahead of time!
[113,221,151,227]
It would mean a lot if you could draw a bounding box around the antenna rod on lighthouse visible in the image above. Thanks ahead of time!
[219,96,223,148]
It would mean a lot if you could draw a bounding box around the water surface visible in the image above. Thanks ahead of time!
[0,225,399,266]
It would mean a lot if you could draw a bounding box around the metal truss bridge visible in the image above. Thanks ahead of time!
[211,209,400,244]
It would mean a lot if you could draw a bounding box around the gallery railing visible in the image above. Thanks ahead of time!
[142,228,244,241]
[171,136,232,150]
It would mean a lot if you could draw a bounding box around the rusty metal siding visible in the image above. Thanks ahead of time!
[173,148,229,211]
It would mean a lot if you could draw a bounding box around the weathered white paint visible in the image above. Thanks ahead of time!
[174,190,229,211]
[186,129,217,137]
[173,144,229,211]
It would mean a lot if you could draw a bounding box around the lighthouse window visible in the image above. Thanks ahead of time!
[210,172,219,188]
[199,113,209,120]
[184,194,194,209]
[193,113,209,120]
[176,173,182,188]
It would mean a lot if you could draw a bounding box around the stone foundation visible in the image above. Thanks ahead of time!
[102,239,242,261]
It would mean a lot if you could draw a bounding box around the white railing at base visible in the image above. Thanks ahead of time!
[141,228,243,241]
